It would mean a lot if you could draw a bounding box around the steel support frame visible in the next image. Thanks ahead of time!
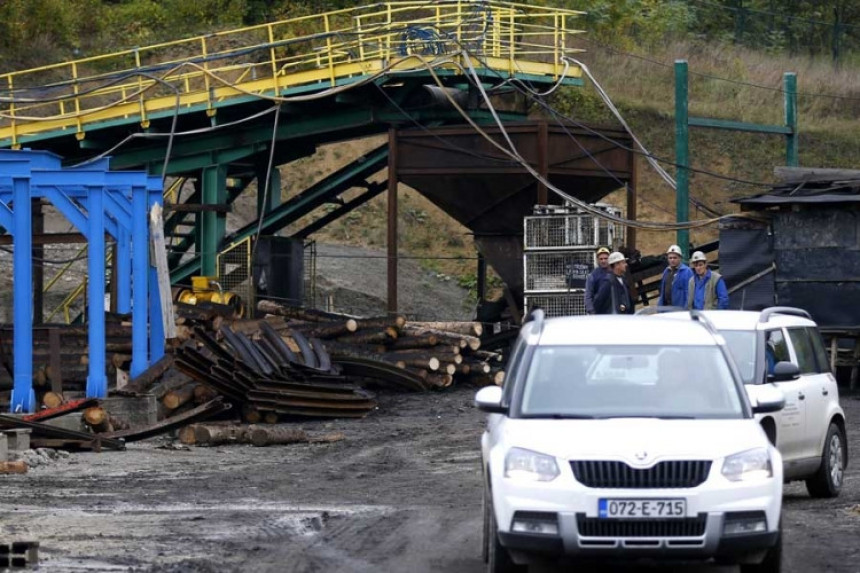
[200,165,227,277]
[0,150,162,412]
[675,60,798,258]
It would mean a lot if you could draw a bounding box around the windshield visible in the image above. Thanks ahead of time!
[520,345,744,419]
[720,330,757,384]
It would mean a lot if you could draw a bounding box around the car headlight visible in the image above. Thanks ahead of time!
[721,448,773,482]
[504,447,560,482]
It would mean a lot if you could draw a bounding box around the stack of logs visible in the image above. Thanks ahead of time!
[171,303,377,422]
[255,300,505,391]
[0,323,133,405]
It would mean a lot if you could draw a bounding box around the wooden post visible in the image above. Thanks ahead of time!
[626,149,638,250]
[149,204,177,340]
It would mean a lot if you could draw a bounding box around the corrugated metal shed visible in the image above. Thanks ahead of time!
[725,167,860,330]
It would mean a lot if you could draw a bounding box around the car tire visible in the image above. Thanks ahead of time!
[487,496,524,573]
[805,422,846,498]
[740,524,781,573]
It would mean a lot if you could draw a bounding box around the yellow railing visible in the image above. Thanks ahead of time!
[216,236,254,319]
[0,1,584,146]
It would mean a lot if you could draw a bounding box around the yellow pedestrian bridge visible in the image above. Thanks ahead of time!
[0,1,583,149]
[0,1,606,311]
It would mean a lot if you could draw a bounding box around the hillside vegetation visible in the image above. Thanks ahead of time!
[2,1,860,301]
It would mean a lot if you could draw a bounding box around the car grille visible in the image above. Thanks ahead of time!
[570,460,712,489]
[576,514,707,537]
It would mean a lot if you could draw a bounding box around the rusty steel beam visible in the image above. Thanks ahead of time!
[387,128,398,315]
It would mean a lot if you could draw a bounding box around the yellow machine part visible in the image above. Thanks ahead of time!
[175,276,244,317]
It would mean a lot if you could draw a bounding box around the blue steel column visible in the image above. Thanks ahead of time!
[148,189,165,363]
[11,175,34,412]
[86,185,107,399]
[117,225,131,314]
[131,187,149,377]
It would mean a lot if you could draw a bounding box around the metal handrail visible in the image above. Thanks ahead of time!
[0,1,584,146]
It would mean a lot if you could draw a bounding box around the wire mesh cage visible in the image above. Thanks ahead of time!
[524,250,595,292]
[524,203,626,250]
[525,291,586,318]
[216,238,253,318]
[303,240,317,308]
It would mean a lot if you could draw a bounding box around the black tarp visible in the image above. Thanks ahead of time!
[718,217,774,311]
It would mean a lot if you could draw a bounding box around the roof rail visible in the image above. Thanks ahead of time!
[690,310,720,337]
[759,306,812,323]
[635,306,687,316]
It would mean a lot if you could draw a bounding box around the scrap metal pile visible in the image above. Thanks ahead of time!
[0,299,509,456]
[157,299,507,423]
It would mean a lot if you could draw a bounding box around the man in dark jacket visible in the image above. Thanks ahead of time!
[657,244,694,307]
[594,252,635,314]
[584,247,611,314]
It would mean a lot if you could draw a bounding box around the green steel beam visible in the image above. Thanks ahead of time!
[200,165,227,277]
[167,182,249,269]
[227,143,390,245]
[784,72,799,167]
[256,165,282,217]
[688,117,792,135]
[170,143,389,284]
[111,107,516,174]
[674,60,690,259]
[293,182,387,238]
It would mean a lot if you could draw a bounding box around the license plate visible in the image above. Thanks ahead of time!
[598,499,686,519]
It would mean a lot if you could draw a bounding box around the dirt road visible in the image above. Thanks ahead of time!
[0,389,858,573]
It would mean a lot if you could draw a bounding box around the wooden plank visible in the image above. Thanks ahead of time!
[149,203,177,340]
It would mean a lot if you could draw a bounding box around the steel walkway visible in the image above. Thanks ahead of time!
[0,1,583,148]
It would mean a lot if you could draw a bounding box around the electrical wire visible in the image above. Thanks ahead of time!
[250,103,282,264]
[578,35,860,103]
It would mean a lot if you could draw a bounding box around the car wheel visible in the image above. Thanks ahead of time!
[740,524,781,573]
[487,496,524,573]
[805,423,846,498]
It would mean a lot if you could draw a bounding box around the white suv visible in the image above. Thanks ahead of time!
[477,311,785,572]
[668,307,848,498]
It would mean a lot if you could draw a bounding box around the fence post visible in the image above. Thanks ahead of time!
[674,60,690,259]
[784,72,798,167]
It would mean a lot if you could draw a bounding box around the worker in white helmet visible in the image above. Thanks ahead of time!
[657,244,693,308]
[593,252,634,314]
[687,251,729,310]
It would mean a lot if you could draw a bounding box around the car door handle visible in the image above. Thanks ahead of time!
[798,392,805,400]
[822,388,829,396]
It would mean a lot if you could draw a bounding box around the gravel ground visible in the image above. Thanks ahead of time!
[0,390,857,573]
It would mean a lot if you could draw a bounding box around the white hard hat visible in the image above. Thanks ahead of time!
[607,251,626,265]
[690,251,707,263]
[666,244,682,256]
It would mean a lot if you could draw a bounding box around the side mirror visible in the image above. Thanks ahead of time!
[768,361,801,383]
[475,386,507,414]
[749,384,786,414]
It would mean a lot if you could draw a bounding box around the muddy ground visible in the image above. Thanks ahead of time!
[0,389,858,573]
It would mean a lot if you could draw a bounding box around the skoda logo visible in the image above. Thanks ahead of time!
[634,451,648,462]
